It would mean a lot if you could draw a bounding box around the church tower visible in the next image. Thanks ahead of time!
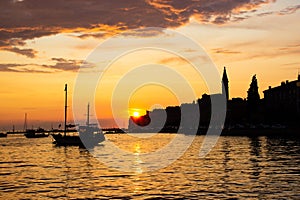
[222,67,229,100]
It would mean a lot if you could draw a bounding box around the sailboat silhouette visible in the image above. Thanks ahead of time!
[51,84,105,147]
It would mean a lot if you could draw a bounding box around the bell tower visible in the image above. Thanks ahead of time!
[222,67,229,100]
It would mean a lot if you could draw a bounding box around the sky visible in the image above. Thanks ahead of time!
[0,0,300,130]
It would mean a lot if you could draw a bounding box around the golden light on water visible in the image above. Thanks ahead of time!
[134,143,141,155]
[134,143,143,174]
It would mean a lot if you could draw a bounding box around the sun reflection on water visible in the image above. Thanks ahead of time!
[133,143,143,174]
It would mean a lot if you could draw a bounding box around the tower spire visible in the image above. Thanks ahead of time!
[222,67,229,100]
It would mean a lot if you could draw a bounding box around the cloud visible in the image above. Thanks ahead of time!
[234,42,300,61]
[121,28,166,37]
[277,44,300,56]
[0,64,25,72]
[278,5,300,16]
[159,54,209,65]
[160,57,187,65]
[0,28,58,57]
[42,58,86,72]
[0,63,48,73]
[256,4,300,17]
[280,62,300,67]
[212,48,241,54]
[0,58,92,73]
[213,16,231,24]
[0,0,276,41]
[76,32,107,39]
[1,47,37,58]
[278,44,300,51]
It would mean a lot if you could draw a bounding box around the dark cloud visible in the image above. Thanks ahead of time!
[0,28,58,57]
[76,32,107,39]
[231,16,250,22]
[0,64,25,72]
[0,63,48,73]
[213,16,231,24]
[43,58,85,72]
[0,0,286,58]
[0,58,91,73]
[1,47,37,58]
[0,0,275,38]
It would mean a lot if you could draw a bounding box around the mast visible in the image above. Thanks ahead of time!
[24,113,27,131]
[64,84,67,137]
[86,103,90,126]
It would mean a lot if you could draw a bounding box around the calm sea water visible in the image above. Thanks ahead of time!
[0,134,299,199]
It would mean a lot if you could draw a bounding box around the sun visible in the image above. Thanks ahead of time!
[133,111,140,117]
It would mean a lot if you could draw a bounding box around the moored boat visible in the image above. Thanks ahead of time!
[23,113,49,138]
[24,127,49,138]
[51,84,105,147]
[0,132,7,137]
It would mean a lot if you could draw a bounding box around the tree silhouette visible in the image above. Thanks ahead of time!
[247,75,261,124]
[247,75,260,110]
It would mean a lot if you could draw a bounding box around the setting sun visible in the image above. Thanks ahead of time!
[133,111,140,117]
[129,108,146,118]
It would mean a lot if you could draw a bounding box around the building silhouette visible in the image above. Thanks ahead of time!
[263,74,300,126]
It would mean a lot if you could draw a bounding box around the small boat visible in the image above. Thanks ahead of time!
[52,84,105,147]
[24,127,49,138]
[23,113,49,138]
[0,132,7,137]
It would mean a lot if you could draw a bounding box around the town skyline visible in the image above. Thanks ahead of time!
[128,68,299,133]
[1,70,299,131]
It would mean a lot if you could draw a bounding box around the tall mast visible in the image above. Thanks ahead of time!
[64,84,67,137]
[24,113,27,131]
[86,103,90,126]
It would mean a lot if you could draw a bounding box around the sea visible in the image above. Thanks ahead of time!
[0,133,299,199]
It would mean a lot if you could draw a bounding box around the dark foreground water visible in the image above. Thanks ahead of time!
[0,134,299,199]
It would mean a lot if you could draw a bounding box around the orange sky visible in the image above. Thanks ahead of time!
[0,0,300,130]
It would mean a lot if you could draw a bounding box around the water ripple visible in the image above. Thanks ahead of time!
[0,135,299,199]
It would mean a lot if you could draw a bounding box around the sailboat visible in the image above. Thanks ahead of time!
[0,132,7,137]
[24,113,49,138]
[51,84,105,147]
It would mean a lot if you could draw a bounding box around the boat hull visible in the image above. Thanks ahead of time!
[0,133,7,138]
[24,133,49,138]
[24,129,49,138]
[52,133,105,148]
